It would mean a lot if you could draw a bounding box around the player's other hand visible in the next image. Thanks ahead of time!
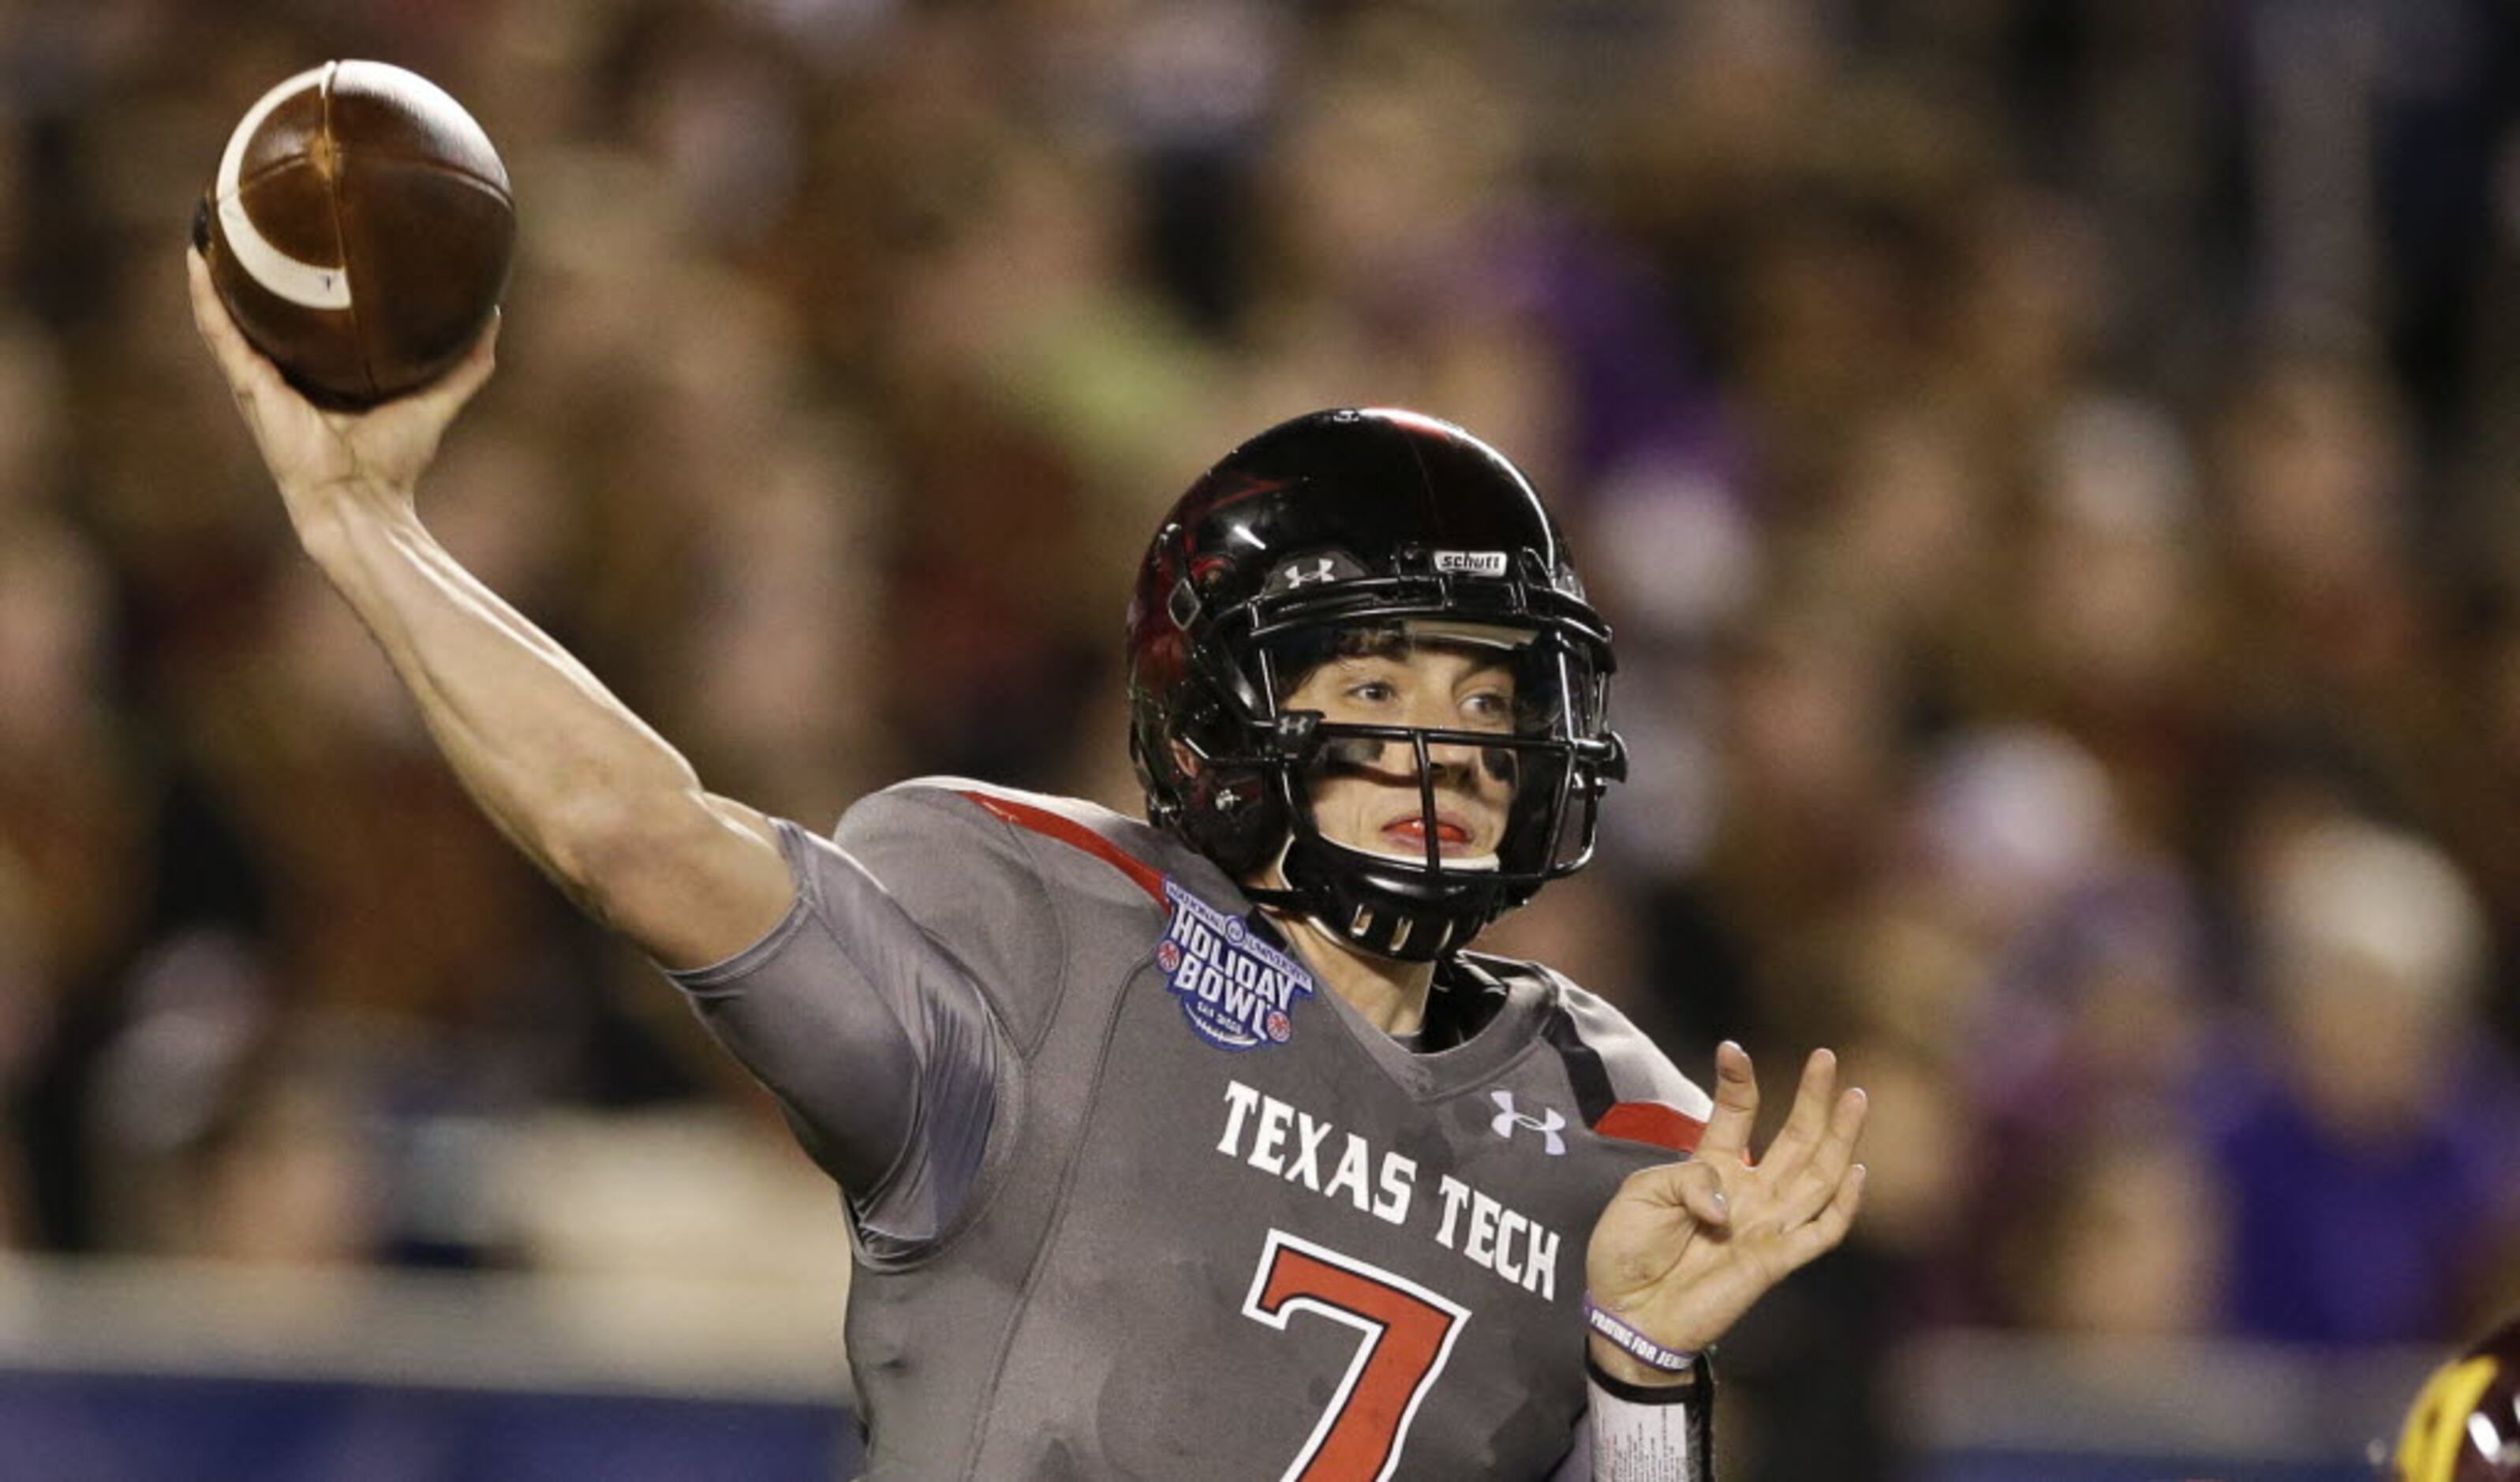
[1583,1042,1868,1387]
[187,247,496,535]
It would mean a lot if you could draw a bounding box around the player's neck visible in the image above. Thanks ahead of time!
[1277,911,1435,1037]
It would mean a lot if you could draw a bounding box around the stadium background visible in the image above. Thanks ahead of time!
[2,0,2517,1477]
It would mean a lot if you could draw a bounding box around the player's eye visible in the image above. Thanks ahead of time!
[1460,686,1514,728]
[1346,679,1399,705]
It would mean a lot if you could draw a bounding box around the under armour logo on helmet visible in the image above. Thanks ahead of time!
[1490,1090,1567,1155]
[1266,549,1370,594]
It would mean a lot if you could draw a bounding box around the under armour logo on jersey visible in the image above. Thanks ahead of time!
[1490,1091,1568,1155]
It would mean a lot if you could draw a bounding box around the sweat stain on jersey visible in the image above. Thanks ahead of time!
[1156,879,1315,1050]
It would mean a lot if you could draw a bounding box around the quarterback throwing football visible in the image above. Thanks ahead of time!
[189,246,1867,1480]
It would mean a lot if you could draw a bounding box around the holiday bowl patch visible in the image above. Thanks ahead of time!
[1157,880,1315,1050]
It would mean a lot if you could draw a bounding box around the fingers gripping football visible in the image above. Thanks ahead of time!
[189,247,498,530]
[1585,1042,1869,1367]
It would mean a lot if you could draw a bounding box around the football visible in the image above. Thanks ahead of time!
[196,60,514,409]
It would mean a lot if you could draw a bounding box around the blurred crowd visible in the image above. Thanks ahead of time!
[6,0,2520,1474]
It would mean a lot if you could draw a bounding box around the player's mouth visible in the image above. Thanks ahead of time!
[1382,812,1478,854]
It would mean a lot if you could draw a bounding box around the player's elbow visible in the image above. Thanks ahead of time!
[530,782,667,895]
[538,788,793,967]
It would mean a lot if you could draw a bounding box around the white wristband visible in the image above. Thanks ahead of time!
[1587,1368,1702,1481]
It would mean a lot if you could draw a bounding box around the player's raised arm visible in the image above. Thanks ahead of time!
[185,249,795,969]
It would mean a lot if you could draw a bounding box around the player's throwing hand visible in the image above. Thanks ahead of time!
[1583,1042,1870,1385]
[187,247,496,534]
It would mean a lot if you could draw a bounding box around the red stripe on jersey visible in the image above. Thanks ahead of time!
[1592,1101,1706,1155]
[956,790,1169,904]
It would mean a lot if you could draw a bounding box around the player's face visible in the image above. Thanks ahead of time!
[1278,637,1520,863]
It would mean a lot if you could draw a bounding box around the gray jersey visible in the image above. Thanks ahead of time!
[667,779,1711,1480]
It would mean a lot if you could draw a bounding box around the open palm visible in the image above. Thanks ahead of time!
[1584,1042,1868,1378]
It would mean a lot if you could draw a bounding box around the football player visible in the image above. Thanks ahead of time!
[2388,1315,2520,1480]
[189,247,1867,1480]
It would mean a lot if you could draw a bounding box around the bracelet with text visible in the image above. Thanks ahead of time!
[1582,1293,1698,1375]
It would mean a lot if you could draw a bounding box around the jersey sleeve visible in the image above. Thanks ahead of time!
[828,781,1067,1042]
[661,806,1020,1259]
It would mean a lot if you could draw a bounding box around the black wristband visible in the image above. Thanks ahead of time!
[1585,1347,1714,1405]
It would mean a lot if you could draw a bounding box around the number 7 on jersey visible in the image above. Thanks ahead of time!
[1243,1229,1471,1482]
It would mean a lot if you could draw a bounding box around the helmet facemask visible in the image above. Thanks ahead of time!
[1166,582,1620,960]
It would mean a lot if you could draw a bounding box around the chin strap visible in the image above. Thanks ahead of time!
[1324,899,1457,960]
[1243,833,1478,964]
[1239,887,1459,964]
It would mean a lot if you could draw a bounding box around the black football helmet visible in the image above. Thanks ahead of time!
[2388,1315,2520,1481]
[1126,407,1625,960]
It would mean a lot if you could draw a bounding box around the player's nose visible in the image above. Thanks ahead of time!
[1423,735,1481,776]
